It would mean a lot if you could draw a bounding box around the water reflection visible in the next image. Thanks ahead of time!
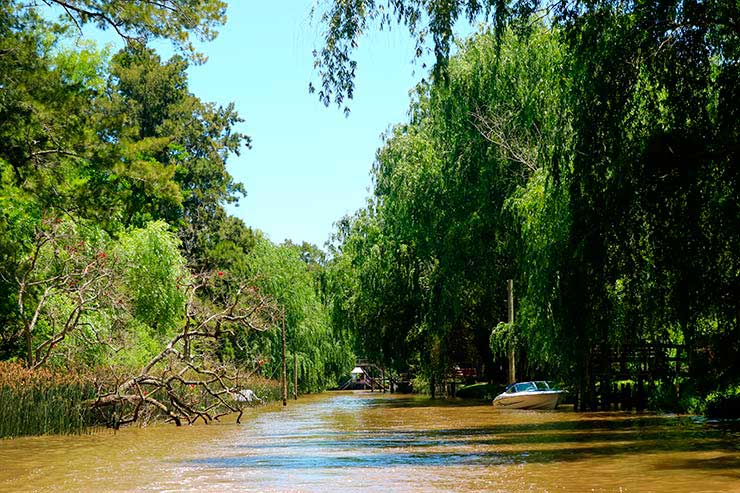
[191,451,499,469]
[1,391,739,492]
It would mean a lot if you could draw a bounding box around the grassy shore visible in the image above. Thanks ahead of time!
[0,362,285,439]
[0,362,96,439]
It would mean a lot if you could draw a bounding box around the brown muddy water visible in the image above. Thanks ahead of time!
[1,391,739,492]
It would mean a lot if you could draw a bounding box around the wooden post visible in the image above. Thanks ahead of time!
[574,387,580,412]
[612,382,618,411]
[281,311,287,407]
[507,279,516,384]
[293,354,298,400]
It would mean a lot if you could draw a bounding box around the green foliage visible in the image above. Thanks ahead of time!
[97,45,250,250]
[705,385,740,419]
[489,321,516,357]
[0,4,248,258]
[116,221,188,335]
[0,1,251,365]
[0,0,313,436]
[456,382,502,400]
[648,380,703,415]
[311,0,503,112]
[245,239,354,393]
[328,25,568,382]
[326,5,740,408]
[19,0,227,63]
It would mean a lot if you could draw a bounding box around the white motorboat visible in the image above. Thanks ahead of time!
[492,381,565,410]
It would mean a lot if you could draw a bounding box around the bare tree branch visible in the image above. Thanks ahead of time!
[88,274,279,428]
[471,109,540,174]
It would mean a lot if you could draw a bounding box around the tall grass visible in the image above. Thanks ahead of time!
[0,362,284,438]
[242,375,282,403]
[0,362,95,438]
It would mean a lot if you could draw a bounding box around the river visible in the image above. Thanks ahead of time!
[1,392,739,492]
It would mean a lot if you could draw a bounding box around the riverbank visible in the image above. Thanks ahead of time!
[1,391,738,491]
[0,362,283,439]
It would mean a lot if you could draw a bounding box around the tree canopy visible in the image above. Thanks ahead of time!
[324,3,740,407]
[313,0,740,112]
[20,0,227,62]
[0,0,354,429]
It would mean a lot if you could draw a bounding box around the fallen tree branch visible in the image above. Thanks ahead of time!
[88,273,280,428]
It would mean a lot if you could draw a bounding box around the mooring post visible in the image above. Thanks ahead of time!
[281,310,287,407]
[507,279,516,384]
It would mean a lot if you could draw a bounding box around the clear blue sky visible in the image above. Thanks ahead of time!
[180,2,429,248]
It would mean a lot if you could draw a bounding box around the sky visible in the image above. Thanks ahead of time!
[177,2,429,248]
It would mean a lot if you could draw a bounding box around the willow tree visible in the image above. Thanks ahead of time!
[326,26,571,384]
[319,1,740,400]
[237,238,354,393]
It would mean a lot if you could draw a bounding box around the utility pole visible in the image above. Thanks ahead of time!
[281,310,287,406]
[507,279,516,384]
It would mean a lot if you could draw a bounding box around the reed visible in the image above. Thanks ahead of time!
[0,362,96,439]
[242,375,282,402]
[0,362,284,437]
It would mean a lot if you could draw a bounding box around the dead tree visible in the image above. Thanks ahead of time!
[89,274,280,428]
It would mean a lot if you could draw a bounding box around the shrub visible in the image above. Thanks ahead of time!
[704,385,740,419]
[456,382,502,400]
[242,375,282,403]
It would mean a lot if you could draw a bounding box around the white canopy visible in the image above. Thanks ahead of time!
[350,367,364,375]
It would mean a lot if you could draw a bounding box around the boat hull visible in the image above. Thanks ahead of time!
[492,390,564,410]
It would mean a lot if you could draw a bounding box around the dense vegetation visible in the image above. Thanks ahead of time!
[2,0,738,434]
[0,0,352,435]
[320,1,740,412]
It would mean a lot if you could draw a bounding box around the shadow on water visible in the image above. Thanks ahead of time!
[236,428,736,453]
[190,444,740,477]
[363,395,491,409]
[652,456,740,479]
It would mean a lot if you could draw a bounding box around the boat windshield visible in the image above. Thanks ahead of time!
[504,381,556,393]
[513,382,537,393]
